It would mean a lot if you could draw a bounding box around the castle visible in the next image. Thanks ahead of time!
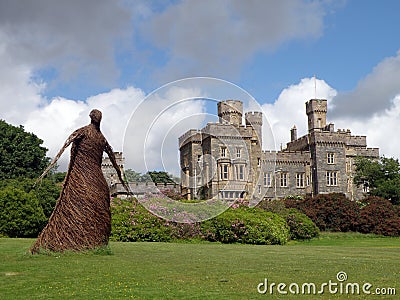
[179,99,379,201]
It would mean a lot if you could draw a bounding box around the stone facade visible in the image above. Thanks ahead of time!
[101,152,125,187]
[179,99,379,201]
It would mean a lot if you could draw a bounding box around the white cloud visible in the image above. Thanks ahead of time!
[123,86,206,175]
[23,87,145,170]
[144,0,325,81]
[261,77,337,150]
[21,85,205,175]
[331,50,400,119]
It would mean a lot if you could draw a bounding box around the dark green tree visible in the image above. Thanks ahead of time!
[0,178,61,218]
[124,169,152,182]
[147,171,176,184]
[354,156,400,205]
[0,186,47,237]
[0,120,49,180]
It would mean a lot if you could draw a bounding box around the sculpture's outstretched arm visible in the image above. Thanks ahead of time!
[104,141,131,194]
[34,130,82,186]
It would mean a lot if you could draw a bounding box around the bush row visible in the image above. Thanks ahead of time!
[285,193,400,236]
[110,197,319,244]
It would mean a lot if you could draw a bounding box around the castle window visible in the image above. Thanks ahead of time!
[326,171,338,186]
[257,157,261,167]
[258,185,261,194]
[280,172,288,187]
[220,164,229,180]
[235,164,245,180]
[197,155,201,162]
[327,153,335,164]
[263,172,272,187]
[221,147,227,157]
[236,148,241,158]
[296,173,305,188]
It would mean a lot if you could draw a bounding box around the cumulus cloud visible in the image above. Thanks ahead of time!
[262,77,337,150]
[22,85,206,174]
[331,50,400,119]
[123,85,207,175]
[144,0,325,81]
[0,0,131,88]
[23,87,145,170]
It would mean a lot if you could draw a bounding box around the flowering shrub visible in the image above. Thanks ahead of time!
[111,198,291,244]
[285,193,360,232]
[201,207,290,245]
[285,193,400,237]
[285,209,320,240]
[357,196,400,236]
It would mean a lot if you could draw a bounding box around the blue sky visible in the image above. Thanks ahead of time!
[1,0,400,173]
[26,1,399,103]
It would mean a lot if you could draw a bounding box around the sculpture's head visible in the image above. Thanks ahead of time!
[89,109,102,126]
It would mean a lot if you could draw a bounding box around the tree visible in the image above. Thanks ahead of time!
[147,171,176,184]
[354,156,400,205]
[0,186,47,237]
[124,169,152,182]
[0,178,61,218]
[0,120,49,180]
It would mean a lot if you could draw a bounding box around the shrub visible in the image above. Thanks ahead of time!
[0,178,61,218]
[285,209,320,240]
[201,207,290,245]
[357,196,400,236]
[0,187,47,237]
[286,193,360,232]
[258,200,319,240]
[110,198,173,242]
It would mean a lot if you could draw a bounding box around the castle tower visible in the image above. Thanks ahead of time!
[217,100,243,126]
[245,111,263,146]
[306,99,327,132]
[101,152,125,187]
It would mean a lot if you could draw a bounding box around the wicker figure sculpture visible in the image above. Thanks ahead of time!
[30,109,130,253]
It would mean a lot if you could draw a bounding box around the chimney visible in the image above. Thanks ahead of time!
[290,125,297,142]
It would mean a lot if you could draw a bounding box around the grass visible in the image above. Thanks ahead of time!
[0,233,399,299]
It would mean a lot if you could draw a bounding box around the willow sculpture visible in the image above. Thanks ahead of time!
[30,109,130,253]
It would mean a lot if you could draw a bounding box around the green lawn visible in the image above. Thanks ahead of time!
[1,233,399,299]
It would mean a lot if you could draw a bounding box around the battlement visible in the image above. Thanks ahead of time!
[306,99,327,114]
[218,100,243,114]
[218,100,243,126]
[179,129,202,148]
[286,134,309,151]
[346,135,367,147]
[245,111,263,125]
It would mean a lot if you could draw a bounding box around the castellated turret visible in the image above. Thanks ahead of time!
[217,100,243,126]
[306,99,327,132]
[245,111,263,145]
